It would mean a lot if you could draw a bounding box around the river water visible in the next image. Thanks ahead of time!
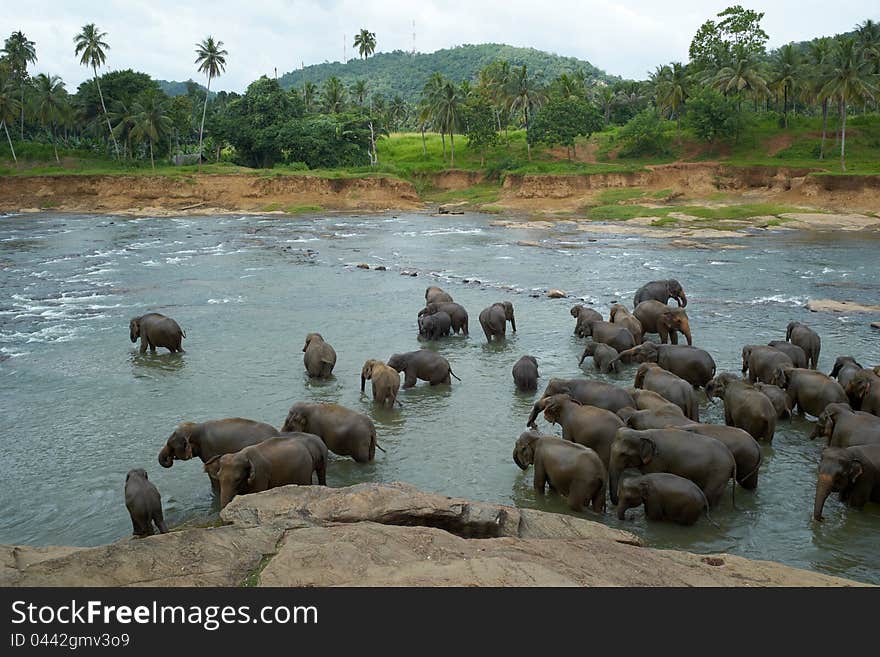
[1,210,879,583]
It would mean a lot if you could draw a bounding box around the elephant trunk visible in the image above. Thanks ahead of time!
[609,467,622,505]
[220,488,235,510]
[526,399,544,428]
[360,374,366,393]
[813,474,834,521]
[616,502,628,521]
[510,314,517,333]
[808,423,822,440]
[678,292,687,307]
[681,321,693,346]
[158,445,174,468]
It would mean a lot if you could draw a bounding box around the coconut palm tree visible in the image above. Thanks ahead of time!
[74,23,119,157]
[32,73,67,162]
[2,31,37,141]
[855,19,880,72]
[432,80,462,166]
[592,84,617,127]
[302,81,317,113]
[0,75,20,161]
[194,36,227,164]
[110,100,136,160]
[130,91,171,169]
[807,37,833,159]
[772,44,801,128]
[352,80,367,106]
[322,76,346,113]
[421,72,446,160]
[710,48,769,107]
[820,38,878,171]
[353,29,376,60]
[506,65,545,161]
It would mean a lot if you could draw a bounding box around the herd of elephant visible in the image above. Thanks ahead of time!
[122,279,880,537]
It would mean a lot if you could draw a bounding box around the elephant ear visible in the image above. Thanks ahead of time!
[639,438,656,465]
[639,479,651,500]
[850,460,863,483]
[246,458,257,487]
[184,438,193,460]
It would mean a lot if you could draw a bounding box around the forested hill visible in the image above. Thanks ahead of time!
[277,44,615,101]
[157,79,209,97]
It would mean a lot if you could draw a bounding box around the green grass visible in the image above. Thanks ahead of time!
[595,188,648,204]
[241,554,274,587]
[285,204,323,214]
[584,204,672,221]
[584,201,810,224]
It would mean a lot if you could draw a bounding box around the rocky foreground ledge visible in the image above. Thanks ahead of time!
[0,483,866,586]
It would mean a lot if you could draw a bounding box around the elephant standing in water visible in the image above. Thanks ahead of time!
[679,424,763,490]
[214,435,327,509]
[513,431,607,513]
[609,304,643,344]
[571,305,603,338]
[767,341,807,369]
[124,469,168,537]
[616,473,712,526]
[809,403,880,447]
[633,279,687,308]
[130,313,185,353]
[528,379,635,426]
[634,362,699,421]
[387,350,461,387]
[361,359,401,407]
[538,393,625,468]
[512,355,539,391]
[579,341,620,374]
[158,418,280,492]
[283,402,379,462]
[846,370,880,416]
[742,345,794,384]
[418,311,452,340]
[634,301,692,346]
[425,286,453,304]
[705,373,776,442]
[419,302,469,335]
[613,342,716,388]
[479,301,516,342]
[813,445,880,521]
[753,382,792,419]
[771,366,847,417]
[830,356,865,390]
[786,321,821,369]
[303,333,337,378]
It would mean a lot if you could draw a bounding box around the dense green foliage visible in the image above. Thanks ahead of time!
[617,109,672,157]
[685,87,744,143]
[530,96,603,154]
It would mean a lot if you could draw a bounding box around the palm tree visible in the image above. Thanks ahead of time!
[73,23,119,157]
[352,80,367,106]
[387,95,407,131]
[130,92,171,169]
[2,31,37,141]
[855,19,880,72]
[478,60,511,138]
[110,100,136,159]
[353,29,376,60]
[32,73,66,162]
[807,38,833,159]
[592,84,617,127]
[322,76,346,113]
[432,80,462,166]
[420,73,446,159]
[506,65,545,161]
[0,75,20,161]
[772,44,801,128]
[302,81,317,112]
[820,38,878,171]
[194,36,227,164]
[710,48,769,107]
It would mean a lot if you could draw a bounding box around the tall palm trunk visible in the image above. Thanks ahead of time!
[420,126,426,156]
[94,65,120,158]
[2,120,16,162]
[51,125,59,162]
[20,81,25,141]
[819,98,828,160]
[783,86,788,128]
[450,132,455,167]
[839,100,847,172]
[149,139,155,170]
[440,131,446,162]
[198,74,213,168]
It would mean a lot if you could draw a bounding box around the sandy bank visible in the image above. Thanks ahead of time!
[0,482,865,587]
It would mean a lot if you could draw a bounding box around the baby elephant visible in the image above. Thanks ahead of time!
[479,301,516,342]
[418,310,452,340]
[571,305,602,338]
[513,431,607,513]
[361,359,401,407]
[303,333,337,378]
[512,355,539,391]
[124,469,168,537]
[616,473,712,526]
[130,313,185,353]
[753,382,792,419]
[283,402,379,462]
[579,341,620,374]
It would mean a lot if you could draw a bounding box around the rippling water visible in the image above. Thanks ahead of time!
[1,211,879,583]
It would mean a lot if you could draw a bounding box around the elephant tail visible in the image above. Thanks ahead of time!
[740,444,763,488]
[730,462,737,510]
[449,367,462,382]
[180,328,186,338]
[698,487,720,529]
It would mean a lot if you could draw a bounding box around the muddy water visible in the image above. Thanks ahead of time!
[1,211,879,583]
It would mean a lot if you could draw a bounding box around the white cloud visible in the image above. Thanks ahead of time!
[7,0,875,92]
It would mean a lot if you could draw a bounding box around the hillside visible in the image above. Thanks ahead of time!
[277,43,615,102]
[156,79,210,97]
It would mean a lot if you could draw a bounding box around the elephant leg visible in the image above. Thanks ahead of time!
[567,480,590,512]
[463,318,469,336]
[316,461,327,485]
[669,331,679,345]
[139,338,148,354]
[153,510,168,534]
[533,460,547,494]
[724,406,734,427]
[590,480,606,513]
[149,341,156,353]
[403,368,418,388]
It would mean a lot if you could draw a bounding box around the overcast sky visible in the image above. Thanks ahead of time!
[8,1,876,92]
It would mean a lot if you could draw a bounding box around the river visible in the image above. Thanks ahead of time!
[1,210,879,583]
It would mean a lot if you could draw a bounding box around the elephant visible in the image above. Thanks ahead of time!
[771,366,848,418]
[809,403,880,447]
[626,388,686,415]
[537,394,625,468]
[282,402,379,462]
[609,303,643,344]
[571,305,603,338]
[158,418,280,492]
[418,302,469,335]
[361,359,401,407]
[786,321,821,369]
[845,370,880,416]
[513,431,607,513]
[124,469,168,537]
[613,342,716,388]
[512,355,539,391]
[753,382,792,419]
[608,428,736,507]
[387,350,461,387]
[634,362,699,421]
[425,286,453,304]
[204,431,328,488]
[303,333,337,379]
[578,318,636,353]
[705,373,776,442]
[479,301,516,342]
[214,436,327,509]
[767,340,808,369]
[634,301,692,346]
[830,356,865,390]
[633,279,687,308]
[527,379,635,427]
[578,341,620,374]
[616,406,690,430]
[741,345,794,384]
[418,311,452,340]
[813,445,880,521]
[616,473,712,526]
[129,313,185,353]
[679,424,763,490]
